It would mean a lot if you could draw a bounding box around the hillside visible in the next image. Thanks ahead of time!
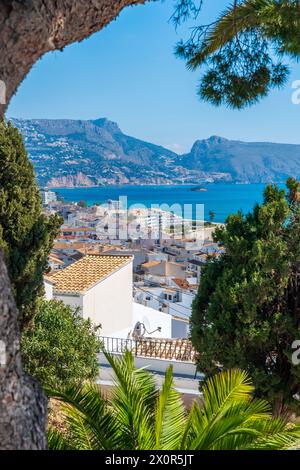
[180,136,300,184]
[11,118,300,187]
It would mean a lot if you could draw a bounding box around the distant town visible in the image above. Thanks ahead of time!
[41,188,223,372]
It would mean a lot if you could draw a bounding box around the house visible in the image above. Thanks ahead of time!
[187,259,206,281]
[44,253,178,340]
[40,189,57,206]
[188,249,222,281]
[44,254,133,336]
[147,251,169,263]
[133,284,194,338]
[141,260,187,283]
[48,249,84,271]
[48,252,65,271]
[107,248,148,271]
[170,277,198,293]
[162,247,184,262]
[60,226,96,239]
[113,302,172,340]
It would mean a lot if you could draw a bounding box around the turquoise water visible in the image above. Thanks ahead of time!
[56,183,285,224]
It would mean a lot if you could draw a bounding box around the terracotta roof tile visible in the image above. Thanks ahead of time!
[46,255,132,294]
[172,278,190,290]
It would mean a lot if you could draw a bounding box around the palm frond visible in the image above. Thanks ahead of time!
[46,382,119,449]
[47,353,300,451]
[201,369,254,419]
[249,420,300,450]
[186,370,273,449]
[180,400,205,449]
[48,427,71,450]
[103,350,158,449]
[154,366,187,450]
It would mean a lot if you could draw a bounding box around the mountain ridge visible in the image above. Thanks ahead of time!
[11,117,300,187]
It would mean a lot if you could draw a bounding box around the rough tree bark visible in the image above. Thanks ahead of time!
[0,0,148,116]
[0,0,149,450]
[0,251,47,449]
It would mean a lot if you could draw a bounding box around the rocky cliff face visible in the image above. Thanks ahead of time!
[180,136,300,183]
[48,172,95,188]
[12,117,216,186]
[12,118,300,186]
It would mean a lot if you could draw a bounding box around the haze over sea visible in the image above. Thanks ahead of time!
[56,183,286,224]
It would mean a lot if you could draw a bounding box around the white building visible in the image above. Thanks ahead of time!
[44,253,175,339]
[142,260,188,285]
[44,254,133,336]
[133,284,194,338]
[107,199,122,210]
[113,302,172,339]
[41,189,57,206]
[44,254,198,386]
[187,259,204,282]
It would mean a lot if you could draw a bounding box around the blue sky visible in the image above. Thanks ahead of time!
[7,0,300,153]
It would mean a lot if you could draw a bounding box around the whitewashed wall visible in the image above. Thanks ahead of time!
[112,302,172,339]
[82,261,133,335]
[99,353,198,378]
[44,280,53,300]
[54,292,83,314]
[171,318,190,338]
[132,303,172,339]
[147,252,168,262]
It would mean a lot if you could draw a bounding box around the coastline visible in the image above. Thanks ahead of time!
[48,182,282,224]
[46,179,288,190]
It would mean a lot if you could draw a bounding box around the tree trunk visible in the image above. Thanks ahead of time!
[0,0,149,449]
[0,0,148,118]
[0,250,47,449]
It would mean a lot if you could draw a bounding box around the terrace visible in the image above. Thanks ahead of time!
[99,336,201,398]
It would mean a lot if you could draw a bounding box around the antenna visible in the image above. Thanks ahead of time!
[132,322,162,339]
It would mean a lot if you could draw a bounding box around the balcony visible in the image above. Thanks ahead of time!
[98,336,201,397]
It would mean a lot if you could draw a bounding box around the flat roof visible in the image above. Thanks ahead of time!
[61,227,92,232]
[142,260,161,268]
[188,259,206,267]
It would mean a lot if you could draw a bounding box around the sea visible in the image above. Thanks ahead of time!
[55,183,286,224]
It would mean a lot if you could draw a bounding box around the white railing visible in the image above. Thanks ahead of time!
[100,336,196,362]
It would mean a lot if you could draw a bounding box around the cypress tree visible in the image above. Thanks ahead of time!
[0,120,62,328]
[191,179,300,413]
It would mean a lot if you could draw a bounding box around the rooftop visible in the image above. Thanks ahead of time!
[61,227,91,232]
[172,278,191,290]
[46,254,132,294]
[53,241,88,250]
[163,288,177,294]
[49,254,65,266]
[188,259,206,267]
[142,260,161,269]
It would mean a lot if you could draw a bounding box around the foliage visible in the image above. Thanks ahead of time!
[0,120,62,328]
[191,178,300,412]
[174,0,300,108]
[22,299,101,388]
[47,351,300,450]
